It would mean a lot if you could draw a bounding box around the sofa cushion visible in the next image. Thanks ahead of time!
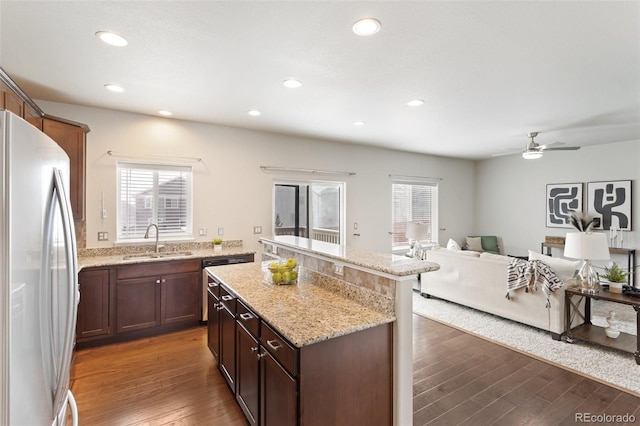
[528,250,580,281]
[458,250,481,257]
[466,236,483,251]
[446,238,461,251]
[479,252,511,263]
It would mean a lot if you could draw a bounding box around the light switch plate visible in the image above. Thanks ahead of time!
[97,232,109,241]
[253,226,262,234]
[218,227,224,236]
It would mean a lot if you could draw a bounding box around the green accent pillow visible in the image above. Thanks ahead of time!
[480,236,499,254]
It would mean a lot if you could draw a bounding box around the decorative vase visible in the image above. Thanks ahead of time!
[605,311,620,339]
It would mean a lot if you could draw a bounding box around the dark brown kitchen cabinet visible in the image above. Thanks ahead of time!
[76,267,114,342]
[1,80,23,117]
[43,117,87,220]
[23,102,42,130]
[219,284,237,393]
[161,271,200,324]
[261,349,297,426]
[207,275,221,361]
[115,259,201,335]
[236,301,261,426]
[116,275,162,332]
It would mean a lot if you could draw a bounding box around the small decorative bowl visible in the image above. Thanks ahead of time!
[605,327,620,339]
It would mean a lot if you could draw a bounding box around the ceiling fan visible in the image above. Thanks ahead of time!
[493,132,581,159]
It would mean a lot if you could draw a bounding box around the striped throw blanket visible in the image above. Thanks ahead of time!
[506,258,564,308]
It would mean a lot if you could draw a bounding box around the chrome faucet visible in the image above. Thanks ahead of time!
[144,223,160,253]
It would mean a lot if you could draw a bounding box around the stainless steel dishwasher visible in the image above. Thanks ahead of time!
[201,254,254,322]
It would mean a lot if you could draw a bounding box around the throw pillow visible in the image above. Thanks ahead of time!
[480,236,500,254]
[446,238,461,251]
[528,250,580,281]
[466,236,483,252]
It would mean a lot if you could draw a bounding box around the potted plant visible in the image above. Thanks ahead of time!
[600,262,628,293]
[213,238,223,252]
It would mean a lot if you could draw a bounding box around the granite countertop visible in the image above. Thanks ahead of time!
[206,262,395,348]
[78,247,255,270]
[262,236,439,277]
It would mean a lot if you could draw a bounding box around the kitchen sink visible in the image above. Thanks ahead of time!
[123,251,193,260]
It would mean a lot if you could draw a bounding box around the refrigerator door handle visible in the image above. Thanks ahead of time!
[49,168,79,420]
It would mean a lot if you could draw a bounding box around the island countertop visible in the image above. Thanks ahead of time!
[205,261,395,348]
[261,236,439,277]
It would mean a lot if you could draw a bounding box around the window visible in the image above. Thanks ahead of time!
[391,181,438,250]
[273,180,345,245]
[117,162,193,240]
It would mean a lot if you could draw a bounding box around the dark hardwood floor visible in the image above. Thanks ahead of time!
[69,316,640,425]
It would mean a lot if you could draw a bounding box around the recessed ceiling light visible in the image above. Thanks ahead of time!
[352,121,366,126]
[95,31,128,47]
[158,110,173,116]
[104,84,125,93]
[407,99,424,107]
[282,79,302,89]
[352,18,381,36]
[247,109,262,116]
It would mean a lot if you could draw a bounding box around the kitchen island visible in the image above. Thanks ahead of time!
[208,236,439,426]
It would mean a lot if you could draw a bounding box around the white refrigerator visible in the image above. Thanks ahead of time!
[0,110,79,425]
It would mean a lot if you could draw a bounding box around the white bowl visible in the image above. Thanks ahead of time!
[605,327,620,339]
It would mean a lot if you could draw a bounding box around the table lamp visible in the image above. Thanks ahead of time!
[406,222,431,258]
[563,232,610,294]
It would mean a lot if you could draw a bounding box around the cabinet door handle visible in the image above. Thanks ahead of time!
[266,339,282,351]
[239,312,253,321]
[216,306,224,311]
[161,279,166,283]
[256,351,267,360]
[212,302,218,308]
[156,279,161,284]
[221,295,234,301]
[208,282,218,288]
[251,346,259,352]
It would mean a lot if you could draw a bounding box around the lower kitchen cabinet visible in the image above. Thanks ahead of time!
[261,349,297,426]
[116,275,161,332]
[76,259,202,349]
[218,284,237,393]
[207,277,221,361]
[236,324,260,426]
[76,267,113,342]
[206,274,392,426]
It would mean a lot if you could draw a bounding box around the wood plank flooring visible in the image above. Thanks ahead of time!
[69,316,640,425]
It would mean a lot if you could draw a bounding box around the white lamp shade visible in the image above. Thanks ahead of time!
[564,232,610,260]
[406,222,430,241]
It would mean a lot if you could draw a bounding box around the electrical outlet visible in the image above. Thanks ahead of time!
[218,227,224,236]
[333,263,344,276]
[97,232,109,241]
[199,227,207,236]
[253,226,262,234]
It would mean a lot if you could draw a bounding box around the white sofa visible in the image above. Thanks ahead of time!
[422,248,581,339]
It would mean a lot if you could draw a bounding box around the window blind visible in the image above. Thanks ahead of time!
[391,182,438,248]
[117,162,193,240]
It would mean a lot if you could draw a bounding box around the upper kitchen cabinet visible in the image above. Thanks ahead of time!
[43,116,89,219]
[0,69,44,130]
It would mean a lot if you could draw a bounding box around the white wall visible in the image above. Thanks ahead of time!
[475,140,640,269]
[37,100,476,253]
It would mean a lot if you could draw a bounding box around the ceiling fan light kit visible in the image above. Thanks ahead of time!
[522,150,543,160]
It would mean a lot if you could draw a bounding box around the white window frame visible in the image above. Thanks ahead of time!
[391,179,439,253]
[116,161,193,242]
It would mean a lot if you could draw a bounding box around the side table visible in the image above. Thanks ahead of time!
[564,281,640,364]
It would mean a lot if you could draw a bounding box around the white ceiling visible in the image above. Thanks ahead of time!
[1,1,639,160]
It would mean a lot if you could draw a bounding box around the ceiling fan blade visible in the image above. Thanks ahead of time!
[538,141,564,150]
[544,146,581,151]
[491,150,521,157]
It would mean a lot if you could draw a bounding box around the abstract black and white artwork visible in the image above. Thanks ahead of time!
[546,183,583,228]
[587,180,632,230]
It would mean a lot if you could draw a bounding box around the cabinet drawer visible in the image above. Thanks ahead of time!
[261,322,297,377]
[220,284,237,315]
[207,274,221,298]
[237,299,260,338]
[117,259,200,279]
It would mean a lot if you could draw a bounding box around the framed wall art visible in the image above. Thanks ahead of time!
[546,183,583,228]
[586,180,632,230]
